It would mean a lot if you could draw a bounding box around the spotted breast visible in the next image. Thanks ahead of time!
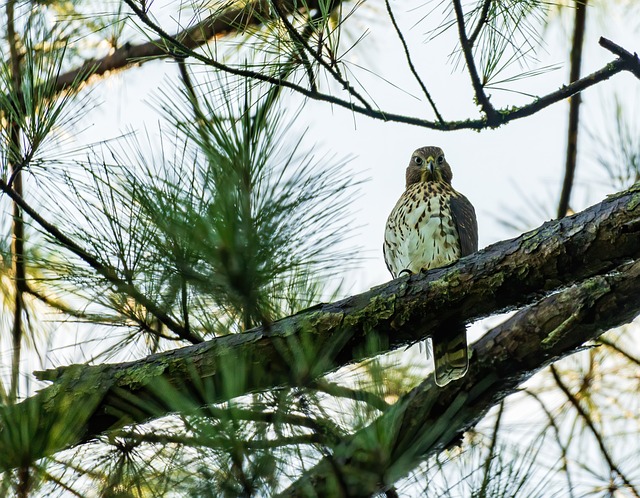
[384,182,461,278]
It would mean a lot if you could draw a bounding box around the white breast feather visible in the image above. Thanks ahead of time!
[384,186,460,278]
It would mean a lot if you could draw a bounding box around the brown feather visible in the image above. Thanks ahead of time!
[450,193,478,256]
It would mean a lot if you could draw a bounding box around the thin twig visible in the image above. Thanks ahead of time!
[270,0,372,109]
[6,0,25,405]
[557,0,588,219]
[451,0,498,123]
[551,366,640,498]
[310,379,390,412]
[479,401,504,496]
[597,336,640,367]
[118,430,324,450]
[599,36,640,79]
[525,389,576,498]
[384,0,444,123]
[468,0,492,47]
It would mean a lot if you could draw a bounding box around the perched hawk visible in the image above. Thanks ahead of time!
[383,146,478,387]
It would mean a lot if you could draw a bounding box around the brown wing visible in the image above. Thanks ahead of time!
[450,193,478,257]
[382,241,393,276]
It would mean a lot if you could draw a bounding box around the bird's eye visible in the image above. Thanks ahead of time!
[437,155,445,164]
[414,156,424,165]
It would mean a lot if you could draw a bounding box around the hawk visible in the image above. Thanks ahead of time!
[383,146,478,387]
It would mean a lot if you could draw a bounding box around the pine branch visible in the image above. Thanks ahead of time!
[50,2,640,132]
[1,182,639,468]
[270,0,372,110]
[116,3,640,131]
[25,4,639,133]
[51,0,333,94]
[0,179,203,345]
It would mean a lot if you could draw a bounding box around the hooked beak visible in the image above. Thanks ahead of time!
[420,156,436,182]
[426,156,435,175]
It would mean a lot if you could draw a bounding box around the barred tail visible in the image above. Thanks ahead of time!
[432,323,469,387]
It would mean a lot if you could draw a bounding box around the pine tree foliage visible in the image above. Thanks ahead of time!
[0,0,639,496]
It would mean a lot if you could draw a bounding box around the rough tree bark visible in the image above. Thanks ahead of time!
[0,182,637,470]
[278,258,640,496]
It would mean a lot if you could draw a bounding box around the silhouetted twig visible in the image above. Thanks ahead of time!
[385,0,444,123]
[551,365,640,498]
[557,0,588,219]
[452,0,498,123]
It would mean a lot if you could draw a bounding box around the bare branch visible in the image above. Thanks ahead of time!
[600,36,640,79]
[384,0,444,123]
[451,0,498,123]
[597,337,640,367]
[557,0,589,219]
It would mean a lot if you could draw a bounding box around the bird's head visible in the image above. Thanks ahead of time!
[405,146,453,187]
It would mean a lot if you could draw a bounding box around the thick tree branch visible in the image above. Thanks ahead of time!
[0,183,637,468]
[279,259,640,496]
